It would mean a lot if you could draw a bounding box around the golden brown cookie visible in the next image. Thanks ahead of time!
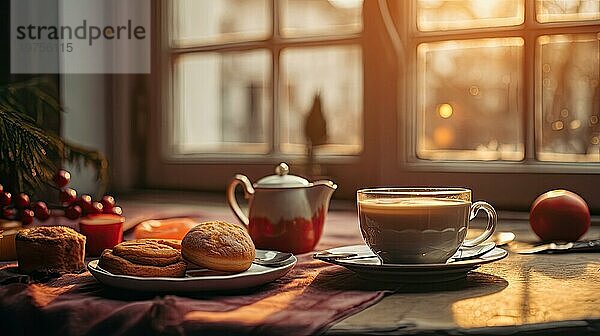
[181,221,255,273]
[145,239,182,250]
[16,226,86,274]
[112,240,180,266]
[98,249,187,277]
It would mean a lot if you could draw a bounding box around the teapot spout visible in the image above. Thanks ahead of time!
[312,180,338,192]
[309,180,338,205]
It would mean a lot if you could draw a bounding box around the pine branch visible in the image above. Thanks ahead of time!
[0,79,108,196]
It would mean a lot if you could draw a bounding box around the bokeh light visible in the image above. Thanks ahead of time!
[438,103,454,118]
[552,121,564,131]
[570,119,581,129]
[469,85,480,96]
[433,126,455,147]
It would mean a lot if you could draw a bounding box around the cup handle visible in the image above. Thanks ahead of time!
[463,201,497,247]
[226,174,254,228]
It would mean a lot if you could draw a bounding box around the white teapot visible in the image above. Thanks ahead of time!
[227,163,337,254]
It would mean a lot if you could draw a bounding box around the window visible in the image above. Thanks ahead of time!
[407,0,600,163]
[142,0,600,209]
[167,0,363,157]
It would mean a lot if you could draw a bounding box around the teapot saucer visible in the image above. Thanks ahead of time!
[313,245,508,283]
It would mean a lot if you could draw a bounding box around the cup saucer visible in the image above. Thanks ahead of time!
[313,245,508,283]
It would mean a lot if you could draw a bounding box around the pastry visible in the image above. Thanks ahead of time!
[98,249,187,278]
[112,239,181,266]
[98,239,187,277]
[182,221,255,272]
[16,226,86,274]
[145,238,182,250]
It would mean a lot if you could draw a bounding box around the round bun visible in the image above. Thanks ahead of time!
[181,221,255,272]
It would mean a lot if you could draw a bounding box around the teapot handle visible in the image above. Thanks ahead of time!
[227,174,254,227]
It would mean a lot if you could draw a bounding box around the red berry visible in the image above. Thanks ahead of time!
[60,188,77,204]
[21,209,35,225]
[15,193,30,208]
[65,205,82,220]
[100,195,115,210]
[33,201,48,212]
[53,169,71,188]
[0,192,12,206]
[33,201,50,221]
[76,194,93,210]
[0,184,3,192]
[106,206,123,216]
[89,201,104,214]
[2,208,16,219]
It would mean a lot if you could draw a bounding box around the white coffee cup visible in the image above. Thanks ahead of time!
[357,188,497,264]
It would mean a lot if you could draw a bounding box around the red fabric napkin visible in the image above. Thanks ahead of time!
[0,210,394,335]
[0,254,391,336]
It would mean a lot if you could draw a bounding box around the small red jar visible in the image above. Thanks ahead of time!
[79,214,125,257]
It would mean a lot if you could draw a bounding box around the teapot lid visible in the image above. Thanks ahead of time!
[255,163,310,188]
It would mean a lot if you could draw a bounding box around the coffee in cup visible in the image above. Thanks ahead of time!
[357,188,497,264]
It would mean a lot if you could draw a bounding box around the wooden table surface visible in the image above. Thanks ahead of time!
[327,221,600,335]
[118,192,600,335]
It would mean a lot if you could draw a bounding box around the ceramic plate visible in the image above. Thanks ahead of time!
[314,245,507,283]
[88,250,296,292]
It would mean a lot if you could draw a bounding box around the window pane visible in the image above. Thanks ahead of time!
[417,0,524,31]
[417,38,524,161]
[172,51,271,154]
[536,34,600,162]
[536,0,600,23]
[171,0,270,47]
[280,0,363,37]
[280,46,363,154]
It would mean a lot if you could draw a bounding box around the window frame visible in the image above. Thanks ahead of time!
[400,0,600,174]
[140,0,600,211]
[162,0,365,162]
[144,0,396,197]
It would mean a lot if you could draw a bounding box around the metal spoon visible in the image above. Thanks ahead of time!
[315,242,498,264]
[313,251,365,261]
[493,232,516,246]
[253,251,294,267]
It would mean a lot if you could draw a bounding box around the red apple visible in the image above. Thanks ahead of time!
[529,189,590,242]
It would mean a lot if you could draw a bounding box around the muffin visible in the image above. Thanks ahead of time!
[16,226,86,274]
[182,221,255,272]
